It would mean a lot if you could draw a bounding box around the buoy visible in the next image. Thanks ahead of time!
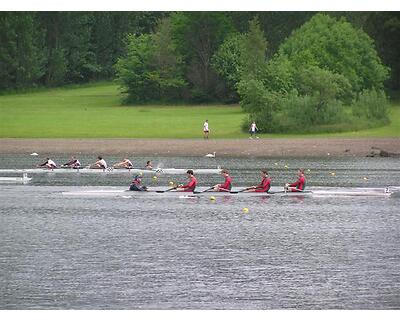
[242,207,249,213]
[284,165,288,169]
[210,196,216,201]
[307,169,311,172]
[169,181,174,186]
[274,163,278,166]
[363,177,368,180]
[152,176,158,180]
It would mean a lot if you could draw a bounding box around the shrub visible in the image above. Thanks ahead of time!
[352,89,390,121]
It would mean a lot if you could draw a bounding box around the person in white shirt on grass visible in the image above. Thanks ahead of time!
[203,120,210,139]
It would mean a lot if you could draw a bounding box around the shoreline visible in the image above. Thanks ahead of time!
[1,138,399,157]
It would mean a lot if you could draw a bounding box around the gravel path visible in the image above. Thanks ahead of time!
[1,138,399,157]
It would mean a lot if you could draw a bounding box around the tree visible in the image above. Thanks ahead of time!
[278,13,389,93]
[115,18,186,103]
[0,12,44,90]
[171,12,235,101]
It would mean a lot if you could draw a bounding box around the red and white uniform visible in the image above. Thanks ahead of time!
[218,176,232,192]
[289,176,305,192]
[180,176,197,192]
[255,177,271,193]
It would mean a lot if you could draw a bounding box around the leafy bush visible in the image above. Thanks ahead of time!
[352,89,390,121]
[115,18,186,103]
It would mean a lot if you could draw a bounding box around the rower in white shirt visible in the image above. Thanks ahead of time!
[90,156,107,169]
[113,158,133,169]
[38,158,57,169]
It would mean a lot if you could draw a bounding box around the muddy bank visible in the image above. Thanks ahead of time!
[1,138,400,158]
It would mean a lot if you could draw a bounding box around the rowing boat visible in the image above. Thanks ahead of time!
[62,186,399,198]
[0,167,222,175]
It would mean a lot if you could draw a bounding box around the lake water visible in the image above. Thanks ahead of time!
[0,154,400,309]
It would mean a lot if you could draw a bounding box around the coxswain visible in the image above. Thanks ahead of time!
[285,169,306,192]
[129,174,148,191]
[246,169,271,192]
[63,156,81,168]
[38,158,57,169]
[177,170,197,192]
[90,156,107,169]
[145,161,153,170]
[213,169,232,192]
[113,158,133,169]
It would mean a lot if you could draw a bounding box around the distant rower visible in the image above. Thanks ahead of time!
[145,161,153,170]
[129,174,148,191]
[213,169,232,192]
[90,156,107,169]
[285,169,306,192]
[63,156,81,169]
[113,159,133,169]
[177,170,197,192]
[38,158,57,169]
[246,169,271,193]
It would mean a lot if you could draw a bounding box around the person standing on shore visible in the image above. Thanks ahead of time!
[249,121,259,139]
[203,120,210,139]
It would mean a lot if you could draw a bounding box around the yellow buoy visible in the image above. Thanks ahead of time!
[307,169,311,172]
[152,176,158,180]
[330,172,336,176]
[284,165,288,169]
[169,181,174,186]
[210,196,216,201]
[363,177,368,180]
[243,207,249,213]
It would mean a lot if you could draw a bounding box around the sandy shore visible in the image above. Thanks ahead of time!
[1,138,399,157]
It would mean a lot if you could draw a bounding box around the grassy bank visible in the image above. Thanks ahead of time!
[0,82,399,138]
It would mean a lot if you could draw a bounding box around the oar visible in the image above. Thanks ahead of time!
[193,186,215,194]
[156,186,177,193]
[230,187,253,194]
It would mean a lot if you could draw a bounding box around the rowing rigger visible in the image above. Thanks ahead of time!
[0,167,222,175]
[62,186,400,197]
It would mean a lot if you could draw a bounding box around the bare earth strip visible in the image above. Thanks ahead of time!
[1,138,400,157]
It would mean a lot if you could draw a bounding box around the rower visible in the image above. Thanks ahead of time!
[38,158,57,169]
[129,174,148,191]
[145,161,153,170]
[213,169,232,192]
[177,170,197,192]
[90,156,107,169]
[285,169,306,192]
[113,158,133,169]
[62,156,81,168]
[246,169,271,193]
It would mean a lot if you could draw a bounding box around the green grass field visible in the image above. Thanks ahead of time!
[0,82,399,138]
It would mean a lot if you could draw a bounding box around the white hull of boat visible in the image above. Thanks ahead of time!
[62,186,399,198]
[0,168,222,175]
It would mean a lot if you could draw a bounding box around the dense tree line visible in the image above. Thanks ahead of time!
[1,11,399,97]
[0,12,164,90]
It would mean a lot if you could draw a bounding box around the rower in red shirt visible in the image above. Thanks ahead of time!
[246,170,271,193]
[213,169,232,192]
[177,170,197,192]
[285,169,306,192]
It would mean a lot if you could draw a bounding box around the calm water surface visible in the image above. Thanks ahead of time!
[0,154,399,309]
